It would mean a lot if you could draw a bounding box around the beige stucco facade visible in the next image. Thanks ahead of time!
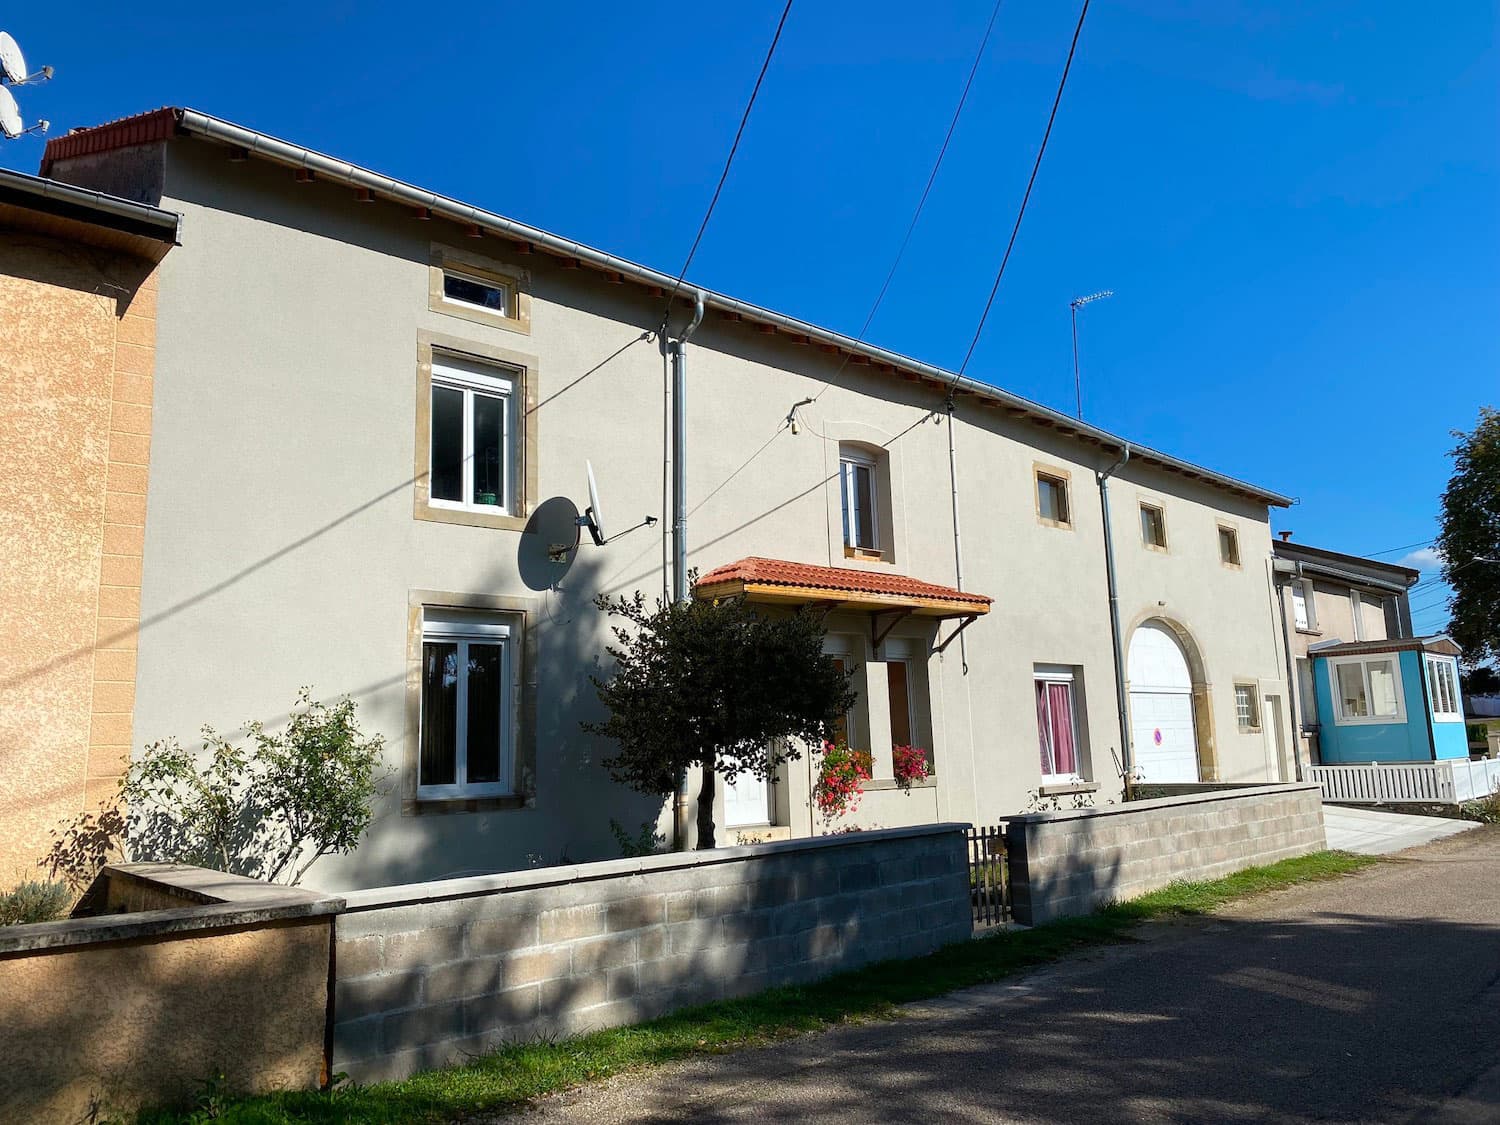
[0,197,169,884]
[44,131,1295,890]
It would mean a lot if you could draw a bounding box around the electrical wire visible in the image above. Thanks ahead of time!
[660,0,795,323]
[950,0,1092,391]
[808,0,1007,403]
[1363,538,1434,559]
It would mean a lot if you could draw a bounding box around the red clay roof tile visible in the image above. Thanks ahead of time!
[695,556,991,608]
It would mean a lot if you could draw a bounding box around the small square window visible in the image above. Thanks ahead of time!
[1234,683,1260,731]
[1218,525,1241,566]
[1036,472,1071,526]
[1140,503,1167,549]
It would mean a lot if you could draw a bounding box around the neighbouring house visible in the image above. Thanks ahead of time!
[0,168,178,879]
[1271,536,1420,768]
[35,108,1299,890]
[1307,635,1467,765]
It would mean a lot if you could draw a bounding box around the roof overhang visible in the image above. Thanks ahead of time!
[40,107,1292,510]
[1308,635,1461,659]
[694,557,991,620]
[0,167,179,261]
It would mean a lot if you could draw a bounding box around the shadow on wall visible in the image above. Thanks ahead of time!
[536,909,1500,1124]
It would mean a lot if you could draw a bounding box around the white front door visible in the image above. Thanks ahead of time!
[1128,622,1200,783]
[723,772,771,827]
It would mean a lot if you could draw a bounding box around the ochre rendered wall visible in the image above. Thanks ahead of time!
[0,234,158,882]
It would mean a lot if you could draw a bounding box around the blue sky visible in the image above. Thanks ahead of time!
[5,2,1494,633]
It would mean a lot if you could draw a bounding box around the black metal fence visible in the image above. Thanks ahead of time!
[967,823,1009,927]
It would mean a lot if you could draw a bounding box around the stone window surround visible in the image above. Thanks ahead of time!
[412,330,539,532]
[1033,461,1074,530]
[427,244,532,336]
[403,589,539,816]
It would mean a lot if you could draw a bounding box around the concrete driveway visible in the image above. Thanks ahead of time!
[1323,804,1481,854]
[523,827,1500,1124]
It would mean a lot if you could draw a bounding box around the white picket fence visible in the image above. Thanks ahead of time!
[1310,759,1500,805]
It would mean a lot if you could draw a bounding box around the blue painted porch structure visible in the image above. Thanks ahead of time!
[1312,636,1467,765]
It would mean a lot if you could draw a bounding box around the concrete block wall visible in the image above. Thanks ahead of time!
[1007,783,1326,925]
[332,823,971,1083]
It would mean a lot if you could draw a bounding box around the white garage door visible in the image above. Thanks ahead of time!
[1128,623,1200,783]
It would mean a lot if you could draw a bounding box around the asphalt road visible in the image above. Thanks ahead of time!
[521,826,1500,1124]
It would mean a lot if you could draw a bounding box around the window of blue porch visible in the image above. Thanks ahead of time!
[1313,648,1467,764]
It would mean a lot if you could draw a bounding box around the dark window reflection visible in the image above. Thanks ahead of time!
[420,642,458,786]
[430,386,464,502]
[466,643,503,783]
[472,393,505,508]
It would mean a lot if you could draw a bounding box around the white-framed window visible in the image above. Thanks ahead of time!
[1234,682,1261,731]
[1328,655,1404,726]
[1036,471,1071,526]
[840,452,880,553]
[429,353,517,515]
[1426,656,1462,722]
[442,268,513,316]
[1292,580,1318,631]
[1140,502,1168,549]
[418,609,514,799]
[1218,525,1241,566]
[1034,667,1084,782]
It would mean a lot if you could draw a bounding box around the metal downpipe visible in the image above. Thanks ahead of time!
[1097,444,1133,797]
[668,291,705,850]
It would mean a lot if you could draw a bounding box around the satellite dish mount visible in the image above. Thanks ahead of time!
[577,460,656,547]
[0,31,52,141]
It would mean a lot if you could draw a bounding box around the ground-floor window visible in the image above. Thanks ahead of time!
[419,609,514,798]
[1329,655,1403,725]
[1035,667,1084,782]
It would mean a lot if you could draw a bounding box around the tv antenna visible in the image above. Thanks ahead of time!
[0,31,52,141]
[577,460,656,547]
[1069,289,1112,420]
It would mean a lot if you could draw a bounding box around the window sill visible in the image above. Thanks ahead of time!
[1295,627,1323,637]
[415,503,529,533]
[402,793,531,816]
[1036,518,1074,531]
[1038,781,1099,797]
[863,776,937,792]
[843,546,888,563]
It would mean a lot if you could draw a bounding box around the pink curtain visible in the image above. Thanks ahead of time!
[1036,681,1077,776]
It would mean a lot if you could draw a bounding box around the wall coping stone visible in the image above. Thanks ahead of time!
[341,823,970,911]
[0,863,345,956]
[1007,783,1322,826]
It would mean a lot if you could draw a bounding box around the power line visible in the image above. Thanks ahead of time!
[661,0,795,322]
[1364,538,1433,559]
[951,0,1092,390]
[810,0,1007,403]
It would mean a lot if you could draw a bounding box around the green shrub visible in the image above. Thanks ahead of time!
[0,880,71,926]
[1461,794,1500,824]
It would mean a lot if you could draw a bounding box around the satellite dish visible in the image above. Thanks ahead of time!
[0,87,21,140]
[583,461,606,546]
[518,496,582,590]
[0,33,26,84]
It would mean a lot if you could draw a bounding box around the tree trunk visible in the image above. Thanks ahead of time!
[696,748,717,850]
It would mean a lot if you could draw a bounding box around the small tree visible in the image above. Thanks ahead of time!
[1437,407,1500,665]
[584,589,856,850]
[47,689,387,888]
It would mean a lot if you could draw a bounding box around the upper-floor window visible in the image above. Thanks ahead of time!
[419,610,515,799]
[1292,579,1318,631]
[1218,525,1241,567]
[442,269,512,316]
[429,353,516,515]
[840,449,881,556]
[1035,470,1071,528]
[1427,656,1462,721]
[1140,502,1168,550]
[1330,655,1404,725]
[1296,657,1318,729]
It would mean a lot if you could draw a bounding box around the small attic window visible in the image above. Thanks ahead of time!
[443,270,511,316]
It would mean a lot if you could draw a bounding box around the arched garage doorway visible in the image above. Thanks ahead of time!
[1127,621,1201,783]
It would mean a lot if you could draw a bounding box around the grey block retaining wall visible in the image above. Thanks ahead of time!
[1007,783,1327,925]
[332,823,971,1083]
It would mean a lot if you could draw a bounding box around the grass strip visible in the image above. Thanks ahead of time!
[135,849,1378,1124]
